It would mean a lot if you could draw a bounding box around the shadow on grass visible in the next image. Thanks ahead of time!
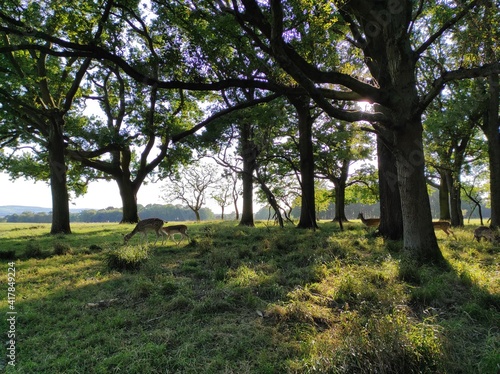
[0,222,498,373]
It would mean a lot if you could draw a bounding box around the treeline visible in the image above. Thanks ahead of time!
[3,195,489,224]
[2,204,215,223]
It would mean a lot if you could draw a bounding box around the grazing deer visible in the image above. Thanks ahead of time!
[123,218,166,245]
[432,221,456,239]
[161,225,189,245]
[474,226,499,243]
[357,213,380,227]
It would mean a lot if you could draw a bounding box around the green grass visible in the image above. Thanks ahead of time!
[0,220,498,373]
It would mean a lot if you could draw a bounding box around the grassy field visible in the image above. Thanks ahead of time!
[0,220,498,373]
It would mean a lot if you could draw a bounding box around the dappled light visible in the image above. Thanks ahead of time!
[0,221,498,373]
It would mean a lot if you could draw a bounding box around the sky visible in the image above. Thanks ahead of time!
[0,172,175,210]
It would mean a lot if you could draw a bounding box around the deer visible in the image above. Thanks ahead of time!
[123,218,166,245]
[474,226,499,243]
[357,213,380,228]
[161,224,189,245]
[432,221,456,239]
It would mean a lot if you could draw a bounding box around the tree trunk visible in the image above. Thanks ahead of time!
[394,122,444,264]
[239,122,256,227]
[290,95,318,229]
[332,159,349,223]
[352,2,442,263]
[437,170,451,220]
[48,116,71,234]
[445,170,463,227]
[194,210,201,222]
[117,177,140,223]
[333,180,348,223]
[233,200,239,220]
[377,132,403,240]
[232,181,240,220]
[257,176,284,227]
[485,73,500,229]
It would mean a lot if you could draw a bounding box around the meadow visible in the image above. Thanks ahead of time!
[0,220,498,373]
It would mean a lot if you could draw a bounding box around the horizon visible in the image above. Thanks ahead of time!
[0,173,222,212]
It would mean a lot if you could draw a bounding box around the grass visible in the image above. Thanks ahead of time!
[0,220,498,373]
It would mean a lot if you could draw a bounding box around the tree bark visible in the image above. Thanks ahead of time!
[394,121,443,263]
[289,95,318,229]
[332,159,349,223]
[333,180,348,223]
[437,170,451,220]
[351,2,442,263]
[256,172,284,227]
[48,115,72,234]
[485,73,500,229]
[444,170,463,227]
[239,122,256,226]
[117,177,140,223]
[194,210,201,222]
[377,132,403,240]
[232,177,240,220]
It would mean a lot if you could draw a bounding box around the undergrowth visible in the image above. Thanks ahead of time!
[0,221,498,373]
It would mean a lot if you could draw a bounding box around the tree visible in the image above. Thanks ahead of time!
[314,116,374,223]
[211,178,233,220]
[162,162,219,221]
[67,63,194,223]
[452,0,500,228]
[424,80,486,227]
[287,95,318,229]
[0,1,113,234]
[0,0,281,229]
[461,165,489,225]
[214,0,500,263]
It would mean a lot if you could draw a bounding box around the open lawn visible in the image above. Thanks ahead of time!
[0,221,498,373]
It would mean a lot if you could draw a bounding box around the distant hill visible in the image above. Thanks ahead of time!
[0,205,84,217]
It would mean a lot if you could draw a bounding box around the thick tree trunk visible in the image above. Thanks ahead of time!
[290,95,318,229]
[394,122,444,264]
[239,122,256,227]
[485,73,500,229]
[377,133,403,240]
[116,177,140,223]
[349,2,442,263]
[49,117,71,235]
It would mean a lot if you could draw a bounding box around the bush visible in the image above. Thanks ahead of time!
[53,242,72,256]
[106,246,149,272]
[24,241,44,259]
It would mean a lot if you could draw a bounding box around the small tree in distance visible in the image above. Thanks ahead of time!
[211,178,233,220]
[162,162,219,222]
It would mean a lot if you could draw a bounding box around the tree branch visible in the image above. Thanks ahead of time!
[172,93,281,143]
[414,0,480,59]
[419,62,500,114]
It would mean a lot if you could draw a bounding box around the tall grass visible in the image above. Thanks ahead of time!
[0,221,498,373]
